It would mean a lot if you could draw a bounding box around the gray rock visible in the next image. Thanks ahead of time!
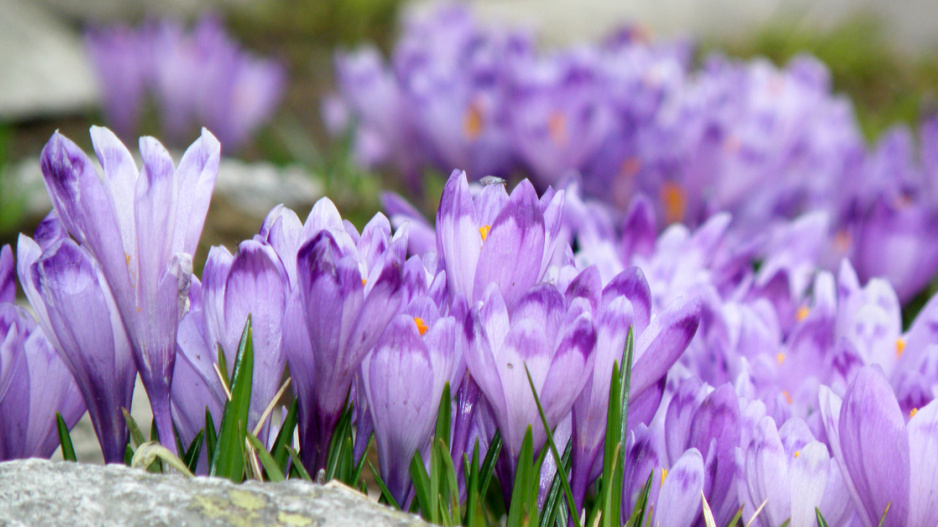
[0,0,98,120]
[0,459,429,527]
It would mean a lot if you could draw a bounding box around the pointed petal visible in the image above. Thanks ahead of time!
[839,367,910,527]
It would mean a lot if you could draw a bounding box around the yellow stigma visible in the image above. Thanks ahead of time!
[782,390,793,405]
[548,112,568,145]
[463,103,484,140]
[621,156,642,178]
[834,230,852,252]
[776,353,786,365]
[414,317,428,336]
[794,450,800,459]
[896,338,907,358]
[361,278,367,286]
[479,225,491,242]
[660,182,687,224]
[796,306,810,322]
[911,408,919,418]
[660,468,668,488]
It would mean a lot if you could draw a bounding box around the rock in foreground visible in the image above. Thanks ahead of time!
[0,459,429,527]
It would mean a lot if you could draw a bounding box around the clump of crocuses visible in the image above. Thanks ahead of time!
[333,3,938,305]
[85,15,285,151]
[7,121,938,527]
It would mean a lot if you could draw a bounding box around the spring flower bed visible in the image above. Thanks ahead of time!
[1,125,936,526]
[3,5,938,527]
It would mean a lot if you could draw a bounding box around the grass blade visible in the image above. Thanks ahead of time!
[122,408,146,449]
[506,426,537,527]
[352,434,373,485]
[410,450,434,521]
[369,460,402,509]
[56,412,76,462]
[479,429,502,500]
[131,442,194,477]
[209,317,254,482]
[540,441,573,527]
[205,408,217,466]
[246,433,285,482]
[183,430,205,474]
[524,364,580,527]
[625,470,654,527]
[286,446,312,481]
[325,399,353,482]
[815,507,830,527]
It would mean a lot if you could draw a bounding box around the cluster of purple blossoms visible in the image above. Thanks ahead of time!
[328,3,938,304]
[5,123,938,525]
[85,15,286,151]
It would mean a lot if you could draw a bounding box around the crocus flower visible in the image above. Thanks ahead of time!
[0,303,85,461]
[18,230,136,463]
[507,47,616,187]
[740,415,853,527]
[662,380,742,526]
[567,265,702,509]
[436,170,563,310]
[361,303,458,505]
[464,282,596,491]
[38,126,219,453]
[171,240,289,446]
[86,16,285,151]
[84,24,149,138]
[820,365,938,527]
[277,204,406,473]
[2,244,86,461]
[170,278,225,461]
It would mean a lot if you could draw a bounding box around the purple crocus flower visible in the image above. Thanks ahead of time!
[0,305,85,461]
[170,278,225,461]
[820,365,938,527]
[740,415,853,527]
[0,243,86,461]
[653,447,705,526]
[38,126,219,453]
[277,204,407,473]
[507,47,616,188]
[662,379,742,526]
[18,231,136,463]
[361,305,457,505]
[464,282,596,491]
[171,240,289,446]
[84,24,149,138]
[436,170,563,310]
[567,265,701,509]
[86,16,285,151]
[180,16,286,150]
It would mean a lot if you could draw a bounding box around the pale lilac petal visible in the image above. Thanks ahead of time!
[744,416,790,527]
[474,179,545,308]
[908,399,938,527]
[789,441,831,527]
[0,245,14,304]
[602,267,652,334]
[437,171,484,302]
[222,241,288,433]
[632,298,701,397]
[839,367,910,527]
[172,128,220,255]
[656,448,704,527]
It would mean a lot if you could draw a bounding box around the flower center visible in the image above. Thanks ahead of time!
[414,317,428,336]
